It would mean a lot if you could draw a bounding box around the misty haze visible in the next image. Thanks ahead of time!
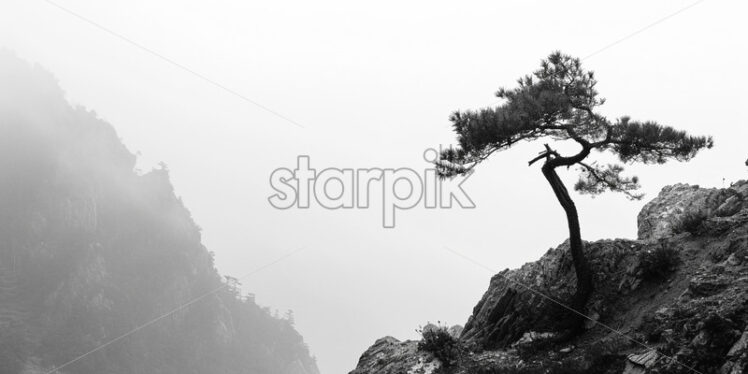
[1,1,747,374]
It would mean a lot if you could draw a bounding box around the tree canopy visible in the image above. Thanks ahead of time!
[437,52,713,199]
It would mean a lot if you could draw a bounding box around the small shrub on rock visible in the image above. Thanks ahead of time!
[639,243,680,281]
[675,210,707,235]
[417,322,462,366]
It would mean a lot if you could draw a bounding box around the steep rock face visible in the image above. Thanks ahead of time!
[0,52,319,374]
[459,238,642,348]
[350,181,748,374]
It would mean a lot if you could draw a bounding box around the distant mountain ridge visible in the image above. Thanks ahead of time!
[0,50,319,374]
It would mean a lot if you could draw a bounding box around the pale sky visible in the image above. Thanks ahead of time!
[1,1,746,373]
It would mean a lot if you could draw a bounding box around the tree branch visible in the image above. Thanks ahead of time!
[577,161,643,200]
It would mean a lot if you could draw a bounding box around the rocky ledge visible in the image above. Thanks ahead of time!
[350,181,748,374]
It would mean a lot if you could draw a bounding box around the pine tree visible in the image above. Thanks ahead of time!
[437,52,712,332]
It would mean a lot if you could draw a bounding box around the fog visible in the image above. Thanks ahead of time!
[1,0,747,372]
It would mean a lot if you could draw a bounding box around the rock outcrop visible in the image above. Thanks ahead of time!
[348,338,436,374]
[350,181,748,374]
[637,182,748,241]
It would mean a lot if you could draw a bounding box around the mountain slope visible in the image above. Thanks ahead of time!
[0,51,319,374]
[350,182,748,374]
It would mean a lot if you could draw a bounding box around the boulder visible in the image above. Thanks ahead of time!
[623,350,659,374]
[447,325,464,339]
[637,181,747,241]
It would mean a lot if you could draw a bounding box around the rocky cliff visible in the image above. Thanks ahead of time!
[0,51,319,374]
[350,181,748,374]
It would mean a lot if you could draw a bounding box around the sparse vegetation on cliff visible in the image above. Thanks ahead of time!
[417,323,463,366]
[350,180,748,374]
[638,242,680,281]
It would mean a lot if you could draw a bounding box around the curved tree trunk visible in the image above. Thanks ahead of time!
[541,163,593,332]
